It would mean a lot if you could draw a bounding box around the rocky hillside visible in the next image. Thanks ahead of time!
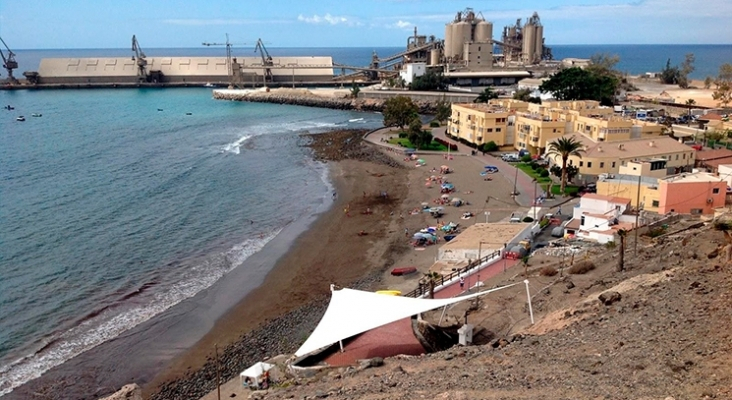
[258,220,732,400]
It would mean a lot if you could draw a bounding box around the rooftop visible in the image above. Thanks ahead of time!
[695,148,732,161]
[454,103,509,114]
[438,223,529,252]
[581,193,631,205]
[558,134,693,159]
[598,174,659,187]
[662,172,725,184]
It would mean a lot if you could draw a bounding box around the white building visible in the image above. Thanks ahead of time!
[400,63,426,86]
[568,193,636,244]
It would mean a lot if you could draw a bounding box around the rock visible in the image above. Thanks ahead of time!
[598,291,622,306]
[358,357,384,369]
[99,384,142,400]
[565,280,575,290]
[248,390,268,399]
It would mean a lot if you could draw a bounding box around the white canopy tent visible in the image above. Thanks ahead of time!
[240,361,274,389]
[295,284,523,357]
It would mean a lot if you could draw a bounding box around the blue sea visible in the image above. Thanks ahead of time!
[0,78,384,396]
[0,44,730,397]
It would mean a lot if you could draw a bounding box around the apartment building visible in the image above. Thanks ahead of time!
[573,115,634,142]
[658,172,727,215]
[545,134,696,182]
[448,103,510,147]
[514,113,567,154]
[596,174,661,213]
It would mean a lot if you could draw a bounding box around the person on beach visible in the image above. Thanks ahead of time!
[460,277,465,290]
[404,228,409,237]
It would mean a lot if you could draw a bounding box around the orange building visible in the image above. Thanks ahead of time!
[658,172,727,215]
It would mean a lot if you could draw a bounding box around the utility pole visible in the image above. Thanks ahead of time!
[634,174,641,257]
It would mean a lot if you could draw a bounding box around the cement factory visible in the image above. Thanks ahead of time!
[0,8,554,89]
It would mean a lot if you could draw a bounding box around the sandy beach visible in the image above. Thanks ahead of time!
[143,128,532,399]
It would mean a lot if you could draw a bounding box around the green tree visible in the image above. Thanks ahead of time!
[539,67,618,106]
[587,53,620,76]
[383,96,419,131]
[407,119,432,149]
[435,96,451,123]
[678,53,695,88]
[410,70,447,91]
[482,141,498,152]
[513,88,533,101]
[659,58,681,85]
[350,81,360,98]
[547,136,584,194]
[713,63,732,108]
[550,164,578,182]
[704,76,713,89]
[474,87,499,103]
[685,99,696,124]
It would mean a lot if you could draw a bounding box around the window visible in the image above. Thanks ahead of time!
[580,216,585,225]
[600,162,604,168]
[676,154,679,160]
[496,128,502,132]
[683,153,686,159]
[569,160,573,166]
[579,161,584,167]
[691,208,703,215]
[652,200,659,207]
[713,188,720,194]
[587,162,593,168]
[612,162,616,168]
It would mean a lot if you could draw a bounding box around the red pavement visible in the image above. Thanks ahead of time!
[323,257,520,366]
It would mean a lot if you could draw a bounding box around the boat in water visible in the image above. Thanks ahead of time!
[32,113,42,117]
[16,116,25,121]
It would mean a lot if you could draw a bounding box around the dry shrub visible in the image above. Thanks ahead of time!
[540,265,558,276]
[569,260,596,275]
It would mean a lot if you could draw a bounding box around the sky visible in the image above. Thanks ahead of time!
[1,0,731,49]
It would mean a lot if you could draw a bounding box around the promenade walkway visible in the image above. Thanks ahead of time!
[324,127,558,367]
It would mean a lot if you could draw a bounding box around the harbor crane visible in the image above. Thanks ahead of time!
[203,34,250,88]
[254,38,274,84]
[0,36,19,84]
[131,35,148,81]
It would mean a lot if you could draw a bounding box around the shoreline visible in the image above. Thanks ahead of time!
[144,131,412,399]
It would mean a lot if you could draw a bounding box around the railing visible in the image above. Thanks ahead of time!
[402,250,502,298]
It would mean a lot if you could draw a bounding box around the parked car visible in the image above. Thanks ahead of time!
[501,153,519,162]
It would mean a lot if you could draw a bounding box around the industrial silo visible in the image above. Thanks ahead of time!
[452,21,470,60]
[444,23,454,61]
[430,49,441,65]
[522,24,535,63]
[534,25,544,61]
[475,21,493,43]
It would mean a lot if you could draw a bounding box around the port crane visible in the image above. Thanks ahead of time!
[203,34,251,88]
[254,38,274,84]
[0,36,19,84]
[131,35,148,81]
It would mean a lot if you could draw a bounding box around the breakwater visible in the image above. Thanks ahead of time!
[213,88,439,114]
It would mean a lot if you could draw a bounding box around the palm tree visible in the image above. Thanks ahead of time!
[474,87,498,103]
[685,98,696,126]
[617,229,628,272]
[546,136,584,194]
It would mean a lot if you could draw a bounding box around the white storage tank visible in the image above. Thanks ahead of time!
[475,21,493,43]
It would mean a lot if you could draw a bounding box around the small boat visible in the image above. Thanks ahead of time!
[4,105,14,110]
[157,108,163,112]
[16,116,25,121]
[375,290,402,296]
[185,112,192,115]
[204,82,214,88]
[31,113,42,117]
[390,266,417,276]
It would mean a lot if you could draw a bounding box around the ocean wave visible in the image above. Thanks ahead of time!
[222,134,252,155]
[0,228,282,397]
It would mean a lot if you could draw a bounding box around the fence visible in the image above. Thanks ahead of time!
[402,249,501,298]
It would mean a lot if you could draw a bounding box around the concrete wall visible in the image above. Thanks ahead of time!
[360,90,478,103]
[659,179,726,215]
[36,56,334,84]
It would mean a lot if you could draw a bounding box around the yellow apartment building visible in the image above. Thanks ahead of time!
[448,103,510,147]
[488,99,530,112]
[618,159,671,179]
[514,113,567,154]
[546,134,696,182]
[573,115,634,142]
[596,175,661,212]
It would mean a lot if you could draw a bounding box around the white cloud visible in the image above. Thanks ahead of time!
[394,20,413,29]
[297,13,361,26]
